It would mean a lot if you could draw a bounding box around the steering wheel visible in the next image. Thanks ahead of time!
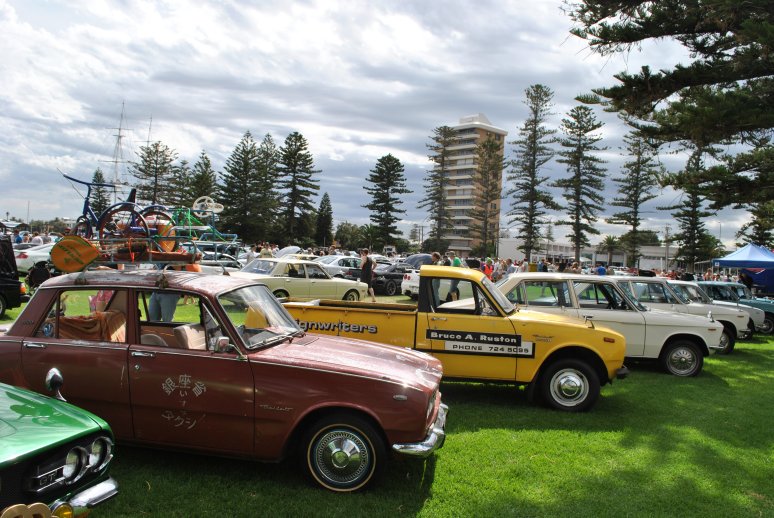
[192,196,225,217]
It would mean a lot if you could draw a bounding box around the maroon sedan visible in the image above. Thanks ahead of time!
[0,269,447,492]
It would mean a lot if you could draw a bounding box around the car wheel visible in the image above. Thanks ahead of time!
[384,280,397,296]
[0,295,6,317]
[302,413,386,492]
[273,289,289,299]
[716,323,736,355]
[762,313,774,335]
[343,290,359,301]
[661,340,703,376]
[747,320,755,339]
[538,358,599,412]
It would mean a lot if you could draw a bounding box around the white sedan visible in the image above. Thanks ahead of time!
[314,254,362,277]
[496,272,724,376]
[14,243,56,274]
[230,258,368,301]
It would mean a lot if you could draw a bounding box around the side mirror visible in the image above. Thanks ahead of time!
[45,368,66,401]
[215,336,231,353]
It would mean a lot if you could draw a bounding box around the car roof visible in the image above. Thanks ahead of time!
[38,268,265,295]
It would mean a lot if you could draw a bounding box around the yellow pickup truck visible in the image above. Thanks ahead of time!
[284,265,628,412]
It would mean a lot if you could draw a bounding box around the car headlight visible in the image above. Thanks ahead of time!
[88,437,113,471]
[63,447,87,482]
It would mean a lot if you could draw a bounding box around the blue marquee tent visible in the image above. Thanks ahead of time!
[713,243,774,268]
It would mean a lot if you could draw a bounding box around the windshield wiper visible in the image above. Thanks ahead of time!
[255,334,293,349]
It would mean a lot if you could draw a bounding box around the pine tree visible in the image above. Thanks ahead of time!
[568,1,773,210]
[254,134,280,243]
[363,154,411,248]
[507,84,561,261]
[419,126,455,245]
[553,105,607,261]
[130,141,178,205]
[661,147,717,272]
[737,202,774,248]
[468,136,505,257]
[277,132,320,243]
[315,193,334,247]
[218,131,262,242]
[167,159,192,208]
[607,133,663,266]
[189,151,218,205]
[90,168,111,216]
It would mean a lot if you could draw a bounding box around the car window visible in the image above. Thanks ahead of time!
[283,263,305,278]
[521,280,572,307]
[242,259,276,274]
[137,290,228,350]
[138,290,191,323]
[433,279,497,316]
[35,289,128,343]
[632,281,678,304]
[306,264,329,279]
[575,282,633,311]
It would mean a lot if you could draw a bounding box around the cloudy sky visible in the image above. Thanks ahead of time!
[0,0,749,247]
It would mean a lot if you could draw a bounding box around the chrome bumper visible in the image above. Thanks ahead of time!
[392,403,448,457]
[53,477,118,516]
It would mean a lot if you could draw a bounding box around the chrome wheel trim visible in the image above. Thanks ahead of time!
[548,368,589,407]
[312,428,371,486]
[668,347,698,375]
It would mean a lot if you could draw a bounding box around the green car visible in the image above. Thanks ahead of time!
[0,377,117,518]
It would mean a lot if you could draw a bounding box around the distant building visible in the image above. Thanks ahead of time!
[443,114,508,256]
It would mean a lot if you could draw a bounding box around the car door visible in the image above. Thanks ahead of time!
[573,280,648,357]
[128,292,255,455]
[306,263,334,299]
[275,263,310,299]
[416,277,519,381]
[20,288,133,438]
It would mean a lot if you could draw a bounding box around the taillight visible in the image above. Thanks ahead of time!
[20,284,27,295]
[17,252,28,259]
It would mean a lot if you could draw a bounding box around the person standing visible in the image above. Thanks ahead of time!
[359,249,377,302]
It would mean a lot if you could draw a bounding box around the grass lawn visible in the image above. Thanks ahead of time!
[3,301,774,517]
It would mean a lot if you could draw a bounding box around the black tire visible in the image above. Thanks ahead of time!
[139,208,178,252]
[384,280,397,296]
[762,313,774,335]
[301,413,386,492]
[97,203,150,248]
[661,340,703,376]
[0,295,6,317]
[747,320,755,340]
[72,215,93,239]
[273,290,289,299]
[716,323,736,355]
[343,290,360,301]
[538,358,600,412]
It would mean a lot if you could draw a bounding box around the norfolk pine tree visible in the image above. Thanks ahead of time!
[660,146,718,272]
[607,133,663,266]
[130,141,178,205]
[254,134,280,242]
[363,154,411,248]
[507,84,561,261]
[218,131,262,242]
[568,1,774,217]
[418,126,455,249]
[553,105,607,262]
[315,193,334,247]
[277,132,320,243]
[189,151,218,203]
[89,168,111,216]
[469,136,505,257]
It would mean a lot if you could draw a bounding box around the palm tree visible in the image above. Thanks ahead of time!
[596,235,620,266]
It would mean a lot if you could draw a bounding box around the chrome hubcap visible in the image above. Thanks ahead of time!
[668,348,697,374]
[550,369,588,406]
[314,429,369,484]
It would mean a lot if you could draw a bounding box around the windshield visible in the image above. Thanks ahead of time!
[241,259,276,274]
[315,255,337,264]
[217,285,301,350]
[672,283,712,304]
[481,275,515,314]
[666,283,691,304]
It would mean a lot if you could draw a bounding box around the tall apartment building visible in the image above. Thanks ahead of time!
[444,113,508,256]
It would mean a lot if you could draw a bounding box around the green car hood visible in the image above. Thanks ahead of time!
[0,383,109,465]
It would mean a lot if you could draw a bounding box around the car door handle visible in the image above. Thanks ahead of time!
[131,351,155,358]
[431,317,447,321]
[24,342,47,349]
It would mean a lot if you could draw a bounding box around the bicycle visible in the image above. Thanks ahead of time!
[62,173,158,248]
